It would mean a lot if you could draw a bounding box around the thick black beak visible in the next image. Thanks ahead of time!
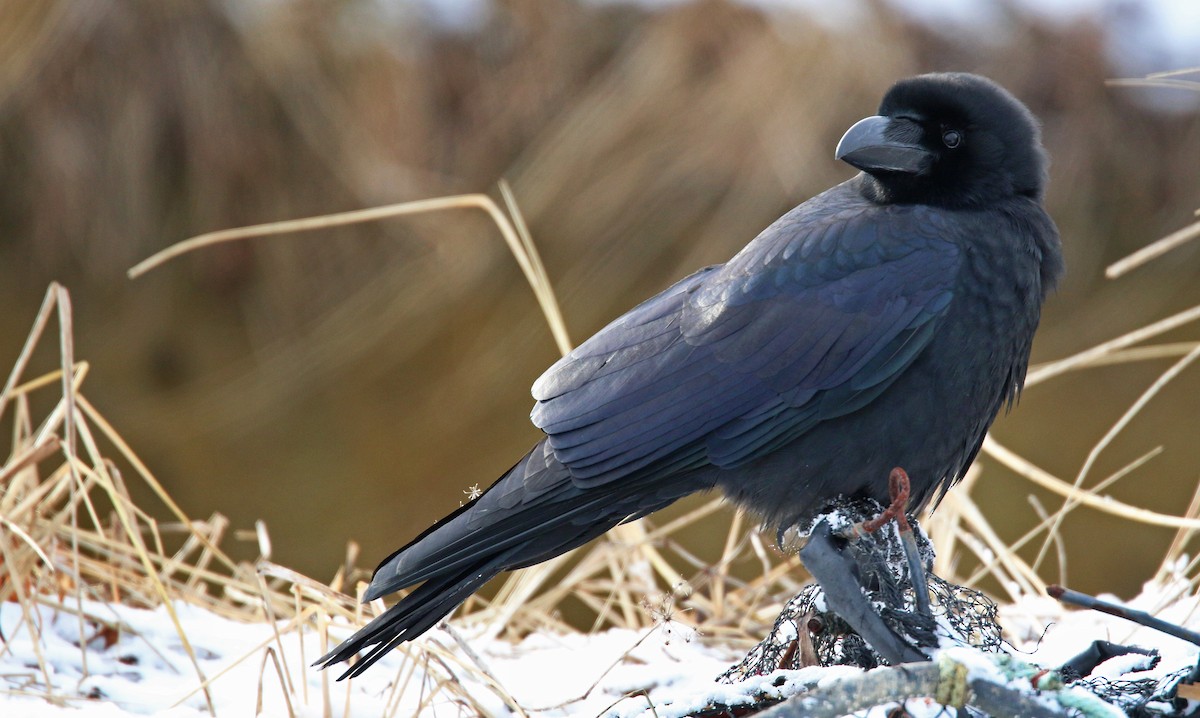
[835,116,932,175]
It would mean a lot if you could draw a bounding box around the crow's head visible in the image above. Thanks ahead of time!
[836,73,1047,209]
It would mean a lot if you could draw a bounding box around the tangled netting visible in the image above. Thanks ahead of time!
[717,498,1198,716]
[722,498,1003,680]
[1073,669,1196,717]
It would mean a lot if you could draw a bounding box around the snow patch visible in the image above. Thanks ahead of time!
[4,576,1200,717]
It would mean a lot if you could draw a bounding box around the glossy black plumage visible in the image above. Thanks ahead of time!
[317,72,1063,678]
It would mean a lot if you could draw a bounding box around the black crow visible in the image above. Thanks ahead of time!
[317,72,1063,678]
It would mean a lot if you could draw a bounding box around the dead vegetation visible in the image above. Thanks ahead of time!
[1,2,1198,586]
[3,151,1200,711]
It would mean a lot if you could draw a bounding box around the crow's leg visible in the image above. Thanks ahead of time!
[852,467,931,618]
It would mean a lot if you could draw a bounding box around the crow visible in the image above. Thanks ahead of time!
[317,72,1063,678]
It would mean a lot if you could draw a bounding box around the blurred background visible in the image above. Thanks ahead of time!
[1,0,1199,599]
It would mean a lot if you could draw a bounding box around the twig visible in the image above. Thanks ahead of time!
[1048,584,1200,648]
[1034,343,1200,570]
[126,191,573,355]
[523,624,663,712]
[438,622,529,718]
[1024,302,1200,387]
[1107,219,1200,278]
[255,647,296,718]
[982,438,1200,528]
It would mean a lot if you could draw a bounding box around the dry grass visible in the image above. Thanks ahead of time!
[4,163,1200,714]
[0,284,509,715]
[3,2,1198,595]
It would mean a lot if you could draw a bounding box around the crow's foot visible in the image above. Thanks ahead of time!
[846,467,931,618]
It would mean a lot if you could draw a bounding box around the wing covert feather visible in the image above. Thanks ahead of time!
[531,191,961,486]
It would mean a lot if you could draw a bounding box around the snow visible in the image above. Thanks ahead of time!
[4,575,1199,717]
[0,598,765,717]
[1000,573,1200,669]
[1091,651,1157,679]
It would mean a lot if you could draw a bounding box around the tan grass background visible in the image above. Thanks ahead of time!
[0,0,1198,605]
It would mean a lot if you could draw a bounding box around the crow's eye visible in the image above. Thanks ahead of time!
[942,129,962,149]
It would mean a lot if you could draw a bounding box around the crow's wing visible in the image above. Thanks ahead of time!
[531,194,961,486]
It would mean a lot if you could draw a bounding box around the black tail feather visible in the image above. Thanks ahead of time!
[313,440,712,678]
[314,553,509,680]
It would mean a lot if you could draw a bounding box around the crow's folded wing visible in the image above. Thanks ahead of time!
[531,200,961,486]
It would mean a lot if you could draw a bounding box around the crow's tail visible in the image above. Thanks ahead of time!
[314,438,707,678]
[314,552,510,680]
